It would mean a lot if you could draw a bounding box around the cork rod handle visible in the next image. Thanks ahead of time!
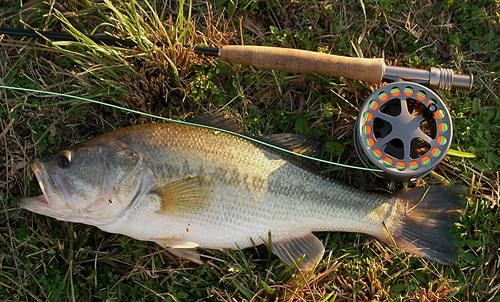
[219,45,385,83]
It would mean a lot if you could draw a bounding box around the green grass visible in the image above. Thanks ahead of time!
[1,0,499,301]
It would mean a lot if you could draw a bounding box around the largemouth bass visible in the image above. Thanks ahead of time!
[19,116,466,270]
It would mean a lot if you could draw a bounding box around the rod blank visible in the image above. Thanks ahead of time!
[0,27,473,89]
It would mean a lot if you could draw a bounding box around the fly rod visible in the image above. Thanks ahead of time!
[0,27,475,182]
[0,27,472,90]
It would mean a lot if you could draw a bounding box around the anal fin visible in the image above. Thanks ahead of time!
[272,233,325,271]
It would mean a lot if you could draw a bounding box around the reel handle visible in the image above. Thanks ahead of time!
[219,45,473,90]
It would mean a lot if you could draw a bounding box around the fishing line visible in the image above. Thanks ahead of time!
[0,84,383,172]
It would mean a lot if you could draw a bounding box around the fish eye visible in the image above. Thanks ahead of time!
[57,150,72,168]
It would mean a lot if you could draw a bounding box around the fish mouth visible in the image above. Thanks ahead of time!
[18,159,110,224]
[18,159,70,212]
[17,195,49,207]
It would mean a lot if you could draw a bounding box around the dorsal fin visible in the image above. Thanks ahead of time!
[258,133,326,158]
[258,133,326,168]
[190,114,325,168]
[189,114,245,134]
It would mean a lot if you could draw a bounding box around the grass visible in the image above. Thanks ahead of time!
[1,0,499,301]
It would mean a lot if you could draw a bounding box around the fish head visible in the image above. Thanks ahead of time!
[19,140,152,225]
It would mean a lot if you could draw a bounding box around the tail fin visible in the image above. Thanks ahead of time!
[378,185,467,265]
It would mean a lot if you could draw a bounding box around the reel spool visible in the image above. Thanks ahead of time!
[354,82,453,182]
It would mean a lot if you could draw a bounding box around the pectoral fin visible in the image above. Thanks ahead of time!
[153,176,213,215]
[272,233,325,271]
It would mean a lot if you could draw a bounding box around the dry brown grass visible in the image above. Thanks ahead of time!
[1,0,499,301]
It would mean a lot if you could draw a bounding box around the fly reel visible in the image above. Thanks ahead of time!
[354,82,453,182]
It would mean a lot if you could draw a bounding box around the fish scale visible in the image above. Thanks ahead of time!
[19,117,467,270]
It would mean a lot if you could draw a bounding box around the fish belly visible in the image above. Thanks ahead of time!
[103,161,393,251]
